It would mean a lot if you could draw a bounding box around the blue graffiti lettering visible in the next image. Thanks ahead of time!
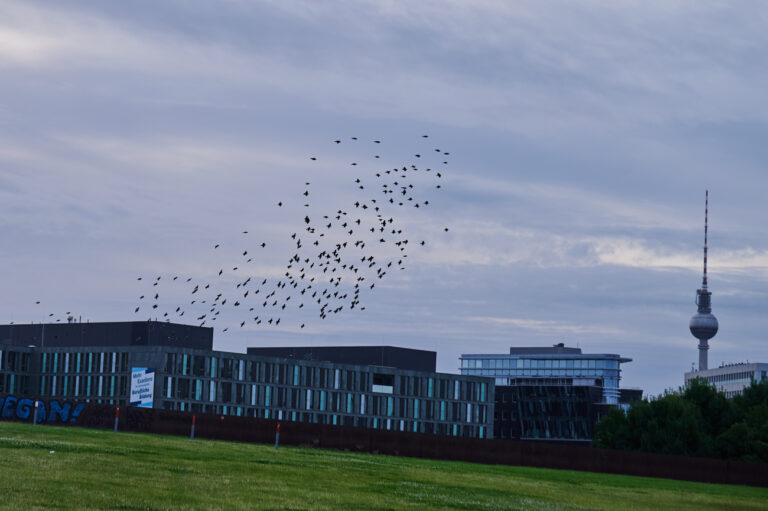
[2,396,18,419]
[0,395,87,424]
[16,398,34,420]
[49,401,71,422]
[70,403,85,423]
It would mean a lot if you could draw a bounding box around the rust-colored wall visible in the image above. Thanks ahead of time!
[4,399,768,487]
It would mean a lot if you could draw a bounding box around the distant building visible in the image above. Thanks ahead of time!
[684,363,768,399]
[246,346,436,373]
[460,344,639,441]
[0,321,494,439]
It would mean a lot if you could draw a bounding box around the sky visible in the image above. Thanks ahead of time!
[1,1,767,396]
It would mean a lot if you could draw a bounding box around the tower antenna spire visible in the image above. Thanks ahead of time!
[703,190,708,290]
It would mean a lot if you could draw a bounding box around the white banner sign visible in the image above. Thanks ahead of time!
[130,367,155,408]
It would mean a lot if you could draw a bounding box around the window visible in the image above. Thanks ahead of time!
[221,359,235,379]
[372,373,394,394]
[193,356,205,377]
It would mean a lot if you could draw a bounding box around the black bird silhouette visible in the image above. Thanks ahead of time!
[136,132,450,332]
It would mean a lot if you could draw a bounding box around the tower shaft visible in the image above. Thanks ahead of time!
[699,340,709,371]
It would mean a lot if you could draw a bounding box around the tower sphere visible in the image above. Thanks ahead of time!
[690,311,718,341]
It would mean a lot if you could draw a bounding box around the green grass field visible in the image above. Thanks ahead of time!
[0,422,765,510]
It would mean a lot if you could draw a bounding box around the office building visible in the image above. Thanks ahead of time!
[0,321,494,438]
[460,344,638,441]
[684,362,768,399]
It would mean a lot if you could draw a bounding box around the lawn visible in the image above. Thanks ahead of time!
[0,422,765,510]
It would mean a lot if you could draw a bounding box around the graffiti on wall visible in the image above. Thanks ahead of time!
[0,395,85,424]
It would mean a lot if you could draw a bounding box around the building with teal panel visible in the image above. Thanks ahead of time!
[1,321,494,439]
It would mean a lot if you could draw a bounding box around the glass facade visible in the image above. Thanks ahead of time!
[460,346,633,441]
[1,346,131,406]
[460,351,629,405]
[158,349,493,438]
[0,344,494,439]
[494,384,604,440]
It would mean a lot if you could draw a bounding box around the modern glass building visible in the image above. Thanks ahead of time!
[1,321,494,439]
[460,344,631,405]
[460,344,637,441]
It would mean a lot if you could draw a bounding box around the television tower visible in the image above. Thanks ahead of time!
[689,190,718,371]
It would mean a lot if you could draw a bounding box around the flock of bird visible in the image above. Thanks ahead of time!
[33,135,451,331]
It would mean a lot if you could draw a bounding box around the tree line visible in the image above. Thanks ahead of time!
[593,377,768,462]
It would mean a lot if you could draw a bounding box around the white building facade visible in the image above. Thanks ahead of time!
[685,362,768,398]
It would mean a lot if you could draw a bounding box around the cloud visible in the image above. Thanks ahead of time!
[1,0,767,398]
[468,316,627,336]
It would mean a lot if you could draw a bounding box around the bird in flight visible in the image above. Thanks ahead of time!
[131,132,450,333]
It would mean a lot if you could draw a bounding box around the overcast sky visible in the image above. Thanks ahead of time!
[2,1,767,396]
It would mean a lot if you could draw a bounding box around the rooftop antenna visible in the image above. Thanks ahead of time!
[689,190,718,371]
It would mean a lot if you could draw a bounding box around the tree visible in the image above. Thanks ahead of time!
[593,378,768,462]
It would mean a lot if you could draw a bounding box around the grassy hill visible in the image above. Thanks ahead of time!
[0,422,765,510]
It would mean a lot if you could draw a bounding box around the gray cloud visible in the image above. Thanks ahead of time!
[1,1,766,396]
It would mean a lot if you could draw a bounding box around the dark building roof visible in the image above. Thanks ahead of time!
[509,344,582,355]
[0,321,213,350]
[246,346,436,372]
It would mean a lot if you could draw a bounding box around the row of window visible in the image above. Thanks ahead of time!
[0,374,31,395]
[706,371,767,385]
[462,358,620,370]
[466,368,617,378]
[160,399,488,438]
[40,351,130,374]
[37,374,130,398]
[163,378,489,423]
[0,349,130,375]
[0,350,32,372]
[165,353,488,402]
